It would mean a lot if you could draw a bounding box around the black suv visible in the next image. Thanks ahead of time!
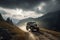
[26,22,40,32]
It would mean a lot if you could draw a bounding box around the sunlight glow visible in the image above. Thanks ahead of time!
[16,8,23,16]
[38,2,46,10]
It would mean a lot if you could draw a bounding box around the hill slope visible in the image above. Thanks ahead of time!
[37,10,60,32]
[0,21,27,40]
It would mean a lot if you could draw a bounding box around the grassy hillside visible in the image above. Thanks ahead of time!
[0,21,27,40]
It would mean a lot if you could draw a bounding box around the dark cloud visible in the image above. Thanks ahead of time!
[0,0,60,14]
[35,0,60,13]
[44,0,60,12]
[0,0,49,9]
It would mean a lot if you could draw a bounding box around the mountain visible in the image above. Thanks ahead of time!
[37,10,60,32]
[0,13,14,25]
[6,17,13,25]
[0,13,5,21]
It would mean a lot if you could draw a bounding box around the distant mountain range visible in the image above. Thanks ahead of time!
[39,10,60,32]
[0,13,5,21]
[0,13,13,25]
[17,17,36,26]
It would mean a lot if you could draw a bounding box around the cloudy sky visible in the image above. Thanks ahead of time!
[0,0,60,24]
